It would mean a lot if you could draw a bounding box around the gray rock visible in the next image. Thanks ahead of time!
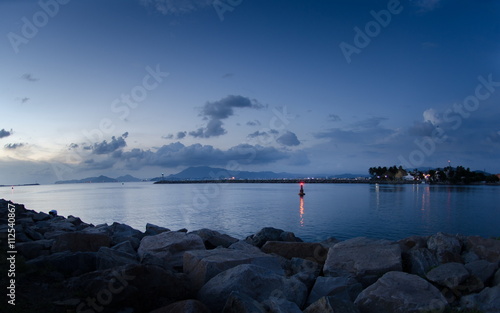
[51,231,112,253]
[494,269,500,286]
[229,240,262,253]
[304,296,360,313]
[307,276,363,306]
[184,248,284,290]
[462,250,480,263]
[96,246,139,270]
[354,271,448,313]
[246,227,300,248]
[67,264,192,313]
[111,240,137,255]
[190,228,239,249]
[27,251,97,278]
[465,260,498,284]
[145,223,170,236]
[198,264,308,312]
[427,232,463,263]
[222,291,266,313]
[138,231,205,268]
[261,241,328,264]
[289,257,321,289]
[17,239,54,259]
[323,237,402,283]
[109,222,144,248]
[461,286,500,313]
[398,235,428,252]
[150,299,210,313]
[262,297,303,313]
[465,236,500,263]
[426,262,470,289]
[33,211,51,221]
[405,247,440,276]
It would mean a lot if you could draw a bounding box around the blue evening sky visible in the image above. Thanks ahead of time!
[1,0,499,184]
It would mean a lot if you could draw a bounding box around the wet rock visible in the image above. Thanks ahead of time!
[184,248,283,290]
[465,236,500,263]
[427,232,463,263]
[354,271,448,313]
[150,299,211,313]
[465,260,498,284]
[460,286,500,313]
[222,291,266,313]
[323,237,402,284]
[307,276,363,306]
[138,231,205,268]
[304,296,360,313]
[404,247,440,276]
[426,262,470,289]
[189,228,239,249]
[51,231,112,253]
[198,264,307,312]
[261,241,328,264]
[145,223,170,236]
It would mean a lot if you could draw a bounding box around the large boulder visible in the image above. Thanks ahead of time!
[461,286,500,313]
[307,276,363,306]
[426,262,470,289]
[198,264,307,312]
[27,251,97,278]
[17,239,54,259]
[465,260,498,284]
[323,237,402,284]
[427,232,463,263]
[138,231,205,268]
[304,296,360,313]
[246,227,301,248]
[150,299,210,313]
[404,247,440,276]
[51,231,112,253]
[354,271,448,313]
[465,236,500,263]
[189,228,239,249]
[222,291,266,313]
[108,222,144,249]
[184,248,283,290]
[288,257,321,289]
[261,241,328,263]
[96,246,139,270]
[262,297,303,313]
[67,264,192,313]
[145,223,170,236]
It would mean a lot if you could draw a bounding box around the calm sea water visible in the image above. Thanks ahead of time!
[2,182,499,241]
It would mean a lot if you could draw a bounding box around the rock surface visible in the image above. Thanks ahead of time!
[354,271,448,313]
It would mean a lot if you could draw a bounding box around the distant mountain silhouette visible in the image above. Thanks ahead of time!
[55,174,141,184]
[150,166,367,181]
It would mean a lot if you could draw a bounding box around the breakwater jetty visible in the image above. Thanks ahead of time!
[1,199,499,313]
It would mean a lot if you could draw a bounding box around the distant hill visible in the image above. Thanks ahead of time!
[55,174,141,184]
[150,166,368,181]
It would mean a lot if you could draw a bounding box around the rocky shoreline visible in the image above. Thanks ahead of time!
[1,199,499,313]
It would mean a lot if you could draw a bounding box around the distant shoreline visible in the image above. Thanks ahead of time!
[154,179,500,185]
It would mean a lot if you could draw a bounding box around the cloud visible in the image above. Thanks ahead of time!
[276,131,300,146]
[92,134,127,155]
[408,121,436,137]
[21,97,30,104]
[176,131,187,139]
[328,114,341,122]
[21,73,39,82]
[190,95,265,138]
[117,142,289,169]
[246,120,261,126]
[0,129,12,139]
[412,0,442,11]
[423,108,442,126]
[4,143,25,149]
[140,0,212,15]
